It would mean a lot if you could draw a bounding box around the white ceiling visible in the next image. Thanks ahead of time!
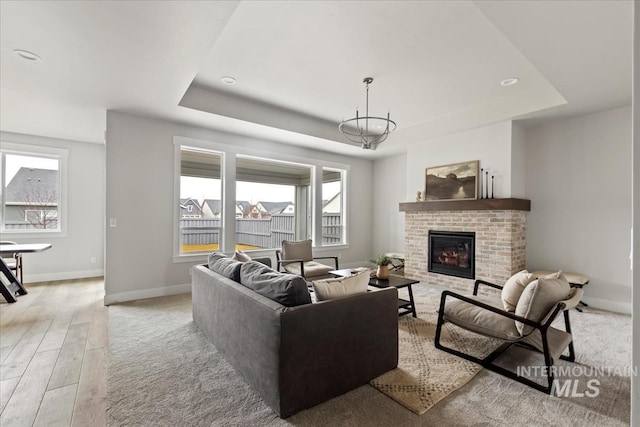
[0,1,632,159]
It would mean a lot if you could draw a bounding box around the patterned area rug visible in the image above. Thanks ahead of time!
[370,295,500,415]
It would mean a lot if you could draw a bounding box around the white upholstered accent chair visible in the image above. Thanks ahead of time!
[435,273,582,394]
[0,241,23,284]
[275,239,339,279]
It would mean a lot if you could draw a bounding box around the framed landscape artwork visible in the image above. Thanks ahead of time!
[424,160,479,201]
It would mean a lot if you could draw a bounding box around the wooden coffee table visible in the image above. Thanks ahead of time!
[329,269,419,318]
[369,275,419,318]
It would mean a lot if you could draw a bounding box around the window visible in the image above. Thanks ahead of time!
[322,168,345,245]
[179,147,222,253]
[174,137,348,258]
[235,156,311,250]
[1,147,65,233]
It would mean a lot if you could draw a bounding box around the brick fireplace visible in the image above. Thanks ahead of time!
[400,198,530,294]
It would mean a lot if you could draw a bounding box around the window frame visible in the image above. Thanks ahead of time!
[322,167,347,246]
[235,153,312,247]
[172,136,349,262]
[177,146,223,255]
[0,142,68,236]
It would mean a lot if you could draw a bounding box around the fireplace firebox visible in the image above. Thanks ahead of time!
[428,230,475,279]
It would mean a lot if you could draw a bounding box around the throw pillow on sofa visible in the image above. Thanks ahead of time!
[232,250,252,262]
[240,260,311,307]
[208,252,243,282]
[311,271,370,301]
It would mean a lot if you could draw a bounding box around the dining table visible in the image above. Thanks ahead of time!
[0,243,52,303]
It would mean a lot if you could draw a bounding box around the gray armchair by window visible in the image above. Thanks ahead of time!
[0,241,23,284]
[435,274,583,394]
[275,239,338,279]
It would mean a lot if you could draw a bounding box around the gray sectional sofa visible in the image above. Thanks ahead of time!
[192,254,399,418]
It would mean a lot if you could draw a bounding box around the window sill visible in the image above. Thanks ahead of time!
[1,229,67,239]
[172,244,349,264]
[172,253,209,264]
[314,244,349,253]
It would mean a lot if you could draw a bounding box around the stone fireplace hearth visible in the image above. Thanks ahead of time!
[400,198,530,294]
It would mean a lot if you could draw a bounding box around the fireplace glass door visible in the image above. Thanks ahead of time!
[428,231,475,279]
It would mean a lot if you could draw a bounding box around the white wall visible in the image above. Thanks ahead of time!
[1,131,105,282]
[372,120,522,257]
[104,111,374,304]
[372,153,406,256]
[406,121,514,201]
[525,106,632,313]
[511,122,527,198]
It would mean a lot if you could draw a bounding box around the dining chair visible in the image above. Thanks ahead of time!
[0,241,23,284]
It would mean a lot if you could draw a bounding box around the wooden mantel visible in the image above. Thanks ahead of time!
[399,198,531,212]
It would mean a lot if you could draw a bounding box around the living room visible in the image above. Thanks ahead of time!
[0,1,637,425]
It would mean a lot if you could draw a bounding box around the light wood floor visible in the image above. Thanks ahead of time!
[0,278,106,427]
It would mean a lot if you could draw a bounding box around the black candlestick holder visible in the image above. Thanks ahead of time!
[485,171,489,200]
[491,175,494,199]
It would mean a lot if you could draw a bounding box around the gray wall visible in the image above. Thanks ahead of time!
[525,106,632,313]
[1,131,105,282]
[104,111,374,303]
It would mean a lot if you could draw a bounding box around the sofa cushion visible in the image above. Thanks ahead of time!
[207,252,242,282]
[311,272,370,301]
[232,250,252,262]
[515,276,571,335]
[240,261,311,307]
[500,270,535,312]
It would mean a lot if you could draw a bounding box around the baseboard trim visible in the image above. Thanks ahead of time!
[581,297,631,315]
[104,283,192,306]
[25,269,104,284]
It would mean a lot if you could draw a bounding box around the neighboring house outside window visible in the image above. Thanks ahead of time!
[179,198,205,218]
[1,144,66,233]
[201,199,222,219]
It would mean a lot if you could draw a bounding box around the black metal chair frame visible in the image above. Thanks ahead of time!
[434,279,576,394]
[275,249,339,278]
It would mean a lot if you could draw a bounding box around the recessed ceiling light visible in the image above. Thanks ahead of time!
[500,78,519,87]
[13,49,41,61]
[220,76,237,85]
